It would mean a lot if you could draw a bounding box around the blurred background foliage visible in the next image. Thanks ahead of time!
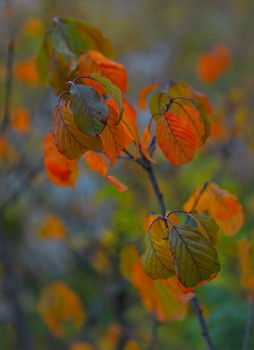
[1,0,254,349]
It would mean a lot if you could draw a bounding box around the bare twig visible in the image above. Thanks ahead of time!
[242,291,254,350]
[0,36,15,135]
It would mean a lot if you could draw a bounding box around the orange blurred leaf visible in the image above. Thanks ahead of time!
[0,136,18,165]
[14,56,39,85]
[156,112,197,164]
[22,17,45,37]
[38,215,68,240]
[11,107,31,134]
[184,183,244,236]
[38,281,85,338]
[197,53,221,83]
[85,150,127,192]
[70,343,93,350]
[44,132,78,187]
[138,83,159,110]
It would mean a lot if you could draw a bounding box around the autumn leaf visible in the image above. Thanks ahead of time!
[38,281,85,338]
[0,136,18,165]
[44,132,78,187]
[189,211,219,246]
[169,224,220,288]
[138,83,159,110]
[156,112,197,164]
[184,183,244,236]
[38,215,68,240]
[141,218,175,279]
[85,150,127,192]
[22,17,45,37]
[78,50,127,93]
[11,107,31,134]
[140,126,156,163]
[100,101,124,166]
[52,103,102,160]
[70,84,109,136]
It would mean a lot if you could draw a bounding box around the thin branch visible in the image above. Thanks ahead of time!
[0,36,15,136]
[242,290,254,350]
[190,297,215,350]
[147,318,159,350]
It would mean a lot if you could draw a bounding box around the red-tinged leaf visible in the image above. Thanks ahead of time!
[78,50,127,93]
[52,104,102,160]
[85,151,127,192]
[106,176,128,192]
[156,112,197,164]
[138,83,159,110]
[184,183,244,236]
[175,273,218,295]
[100,101,124,166]
[44,133,78,187]
[140,126,156,163]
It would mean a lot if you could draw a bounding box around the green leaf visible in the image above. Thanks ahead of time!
[36,31,53,83]
[169,224,220,288]
[70,84,109,136]
[149,92,169,121]
[189,211,219,246]
[52,17,116,57]
[90,73,123,123]
[52,104,102,160]
[141,219,175,279]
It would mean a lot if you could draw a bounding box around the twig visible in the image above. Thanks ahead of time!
[147,318,159,350]
[0,36,14,136]
[242,290,254,350]
[123,150,215,350]
[190,297,215,350]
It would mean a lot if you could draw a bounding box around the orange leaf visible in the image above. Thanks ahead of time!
[162,276,195,304]
[11,107,31,134]
[120,245,188,322]
[44,133,78,187]
[212,43,231,71]
[38,215,68,240]
[197,53,221,83]
[178,104,205,147]
[140,126,156,163]
[78,50,127,93]
[14,56,39,85]
[184,183,244,236]
[85,150,127,192]
[138,83,159,110]
[121,98,139,159]
[38,281,85,338]
[100,101,124,166]
[156,112,197,164]
[22,17,45,37]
